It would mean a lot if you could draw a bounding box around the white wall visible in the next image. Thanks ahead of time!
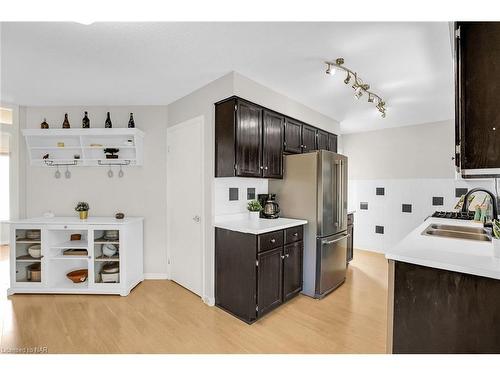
[343,120,498,253]
[214,178,268,217]
[21,105,168,277]
[167,71,341,305]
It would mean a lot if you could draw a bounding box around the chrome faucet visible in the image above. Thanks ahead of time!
[461,188,499,221]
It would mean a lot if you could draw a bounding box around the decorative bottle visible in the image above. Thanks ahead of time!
[40,118,49,129]
[128,113,135,128]
[62,113,71,129]
[82,111,90,128]
[105,112,112,128]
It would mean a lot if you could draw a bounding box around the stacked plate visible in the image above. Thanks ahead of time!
[103,230,119,241]
[26,230,41,241]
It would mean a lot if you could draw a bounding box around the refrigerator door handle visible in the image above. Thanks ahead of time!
[322,234,350,245]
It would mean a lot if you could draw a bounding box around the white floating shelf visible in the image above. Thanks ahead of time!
[22,128,144,167]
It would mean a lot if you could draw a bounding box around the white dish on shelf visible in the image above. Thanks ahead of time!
[28,244,42,258]
[102,244,117,257]
[101,272,119,283]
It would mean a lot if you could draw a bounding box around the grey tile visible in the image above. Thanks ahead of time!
[432,196,444,206]
[402,204,412,213]
[229,188,239,201]
[456,188,468,198]
[376,187,385,196]
[360,202,368,210]
[247,188,256,200]
[375,225,384,234]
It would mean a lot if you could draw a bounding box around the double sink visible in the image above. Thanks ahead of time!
[422,223,491,242]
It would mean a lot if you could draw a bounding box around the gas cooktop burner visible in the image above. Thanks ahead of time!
[431,211,475,220]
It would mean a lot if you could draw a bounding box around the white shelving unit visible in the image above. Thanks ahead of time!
[22,128,145,167]
[8,217,144,296]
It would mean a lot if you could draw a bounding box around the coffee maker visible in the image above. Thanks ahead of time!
[258,194,280,219]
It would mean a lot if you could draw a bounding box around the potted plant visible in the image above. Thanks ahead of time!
[75,202,90,220]
[493,219,500,258]
[247,199,262,221]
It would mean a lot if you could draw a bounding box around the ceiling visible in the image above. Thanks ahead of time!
[0,22,454,133]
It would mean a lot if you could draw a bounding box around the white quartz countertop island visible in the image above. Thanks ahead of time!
[386,217,500,280]
[214,215,307,235]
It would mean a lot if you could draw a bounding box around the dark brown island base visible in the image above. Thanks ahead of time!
[387,260,500,353]
[215,225,304,324]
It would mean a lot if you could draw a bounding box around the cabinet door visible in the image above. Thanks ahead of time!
[317,130,329,150]
[235,101,263,177]
[347,225,354,264]
[257,247,283,317]
[262,111,284,178]
[328,133,338,153]
[284,118,303,153]
[283,241,303,301]
[301,125,317,153]
[457,22,500,171]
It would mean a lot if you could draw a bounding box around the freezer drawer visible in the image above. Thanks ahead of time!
[315,231,348,297]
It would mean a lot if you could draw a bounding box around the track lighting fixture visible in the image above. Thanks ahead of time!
[324,57,387,118]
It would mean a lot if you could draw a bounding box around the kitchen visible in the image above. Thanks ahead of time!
[1,11,500,368]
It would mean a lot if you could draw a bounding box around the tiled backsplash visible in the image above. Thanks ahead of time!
[214,177,268,217]
[348,178,497,253]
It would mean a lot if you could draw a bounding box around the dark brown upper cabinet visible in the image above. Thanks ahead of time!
[283,118,303,154]
[456,22,500,175]
[215,96,339,178]
[262,111,284,178]
[317,129,329,150]
[328,133,338,153]
[301,124,317,153]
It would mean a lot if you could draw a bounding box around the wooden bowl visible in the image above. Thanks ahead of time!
[66,269,88,283]
[70,233,81,241]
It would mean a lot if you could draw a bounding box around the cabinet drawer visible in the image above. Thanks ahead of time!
[284,226,303,244]
[258,230,284,252]
[347,213,354,226]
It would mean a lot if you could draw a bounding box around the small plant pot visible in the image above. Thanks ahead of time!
[249,211,260,221]
[79,211,89,220]
[493,238,500,258]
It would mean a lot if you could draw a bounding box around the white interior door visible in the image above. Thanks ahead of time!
[167,117,203,296]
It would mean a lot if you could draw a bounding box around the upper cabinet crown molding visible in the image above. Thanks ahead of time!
[215,96,338,179]
[22,128,144,167]
[455,22,500,178]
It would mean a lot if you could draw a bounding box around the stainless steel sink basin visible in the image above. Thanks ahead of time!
[421,224,491,242]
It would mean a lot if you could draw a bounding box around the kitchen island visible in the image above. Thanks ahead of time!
[385,217,500,353]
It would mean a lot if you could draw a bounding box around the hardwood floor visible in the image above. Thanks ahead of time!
[0,245,388,353]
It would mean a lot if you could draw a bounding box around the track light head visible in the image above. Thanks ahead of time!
[344,73,351,85]
[325,63,333,75]
[354,87,363,99]
[367,94,374,103]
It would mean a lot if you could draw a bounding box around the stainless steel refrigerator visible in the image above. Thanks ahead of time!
[269,150,348,298]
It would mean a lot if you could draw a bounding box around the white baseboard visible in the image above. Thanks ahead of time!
[144,273,169,280]
[203,296,215,306]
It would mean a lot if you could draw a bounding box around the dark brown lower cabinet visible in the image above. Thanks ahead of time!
[389,260,500,353]
[215,225,304,324]
[346,213,354,264]
[283,242,303,301]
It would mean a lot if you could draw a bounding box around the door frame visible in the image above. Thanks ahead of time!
[166,116,205,298]
[0,102,20,245]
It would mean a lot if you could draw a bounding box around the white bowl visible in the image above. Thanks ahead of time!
[28,244,42,258]
[102,244,117,257]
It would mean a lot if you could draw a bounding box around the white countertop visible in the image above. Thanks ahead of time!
[7,216,144,225]
[214,215,307,235]
[386,217,500,280]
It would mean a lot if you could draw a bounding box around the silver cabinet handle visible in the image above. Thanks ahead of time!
[286,254,290,258]
[193,215,201,223]
[260,166,264,169]
[322,234,350,245]
[270,238,276,243]
[293,233,298,237]
[264,166,268,170]
[281,255,285,259]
